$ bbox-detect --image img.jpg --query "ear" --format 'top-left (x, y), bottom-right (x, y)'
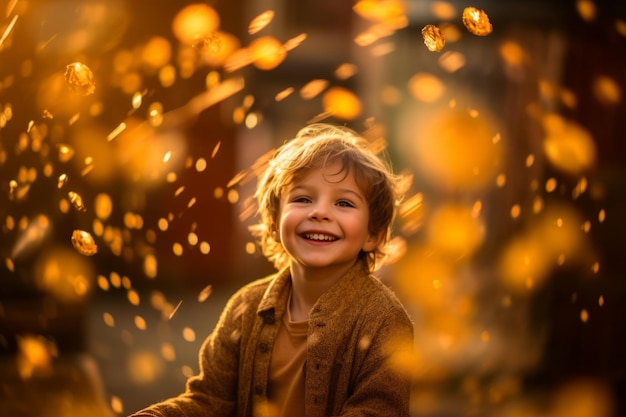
top-left (362, 229), bottom-right (385, 253)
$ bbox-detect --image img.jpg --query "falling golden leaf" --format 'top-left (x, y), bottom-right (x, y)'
top-left (64, 62), bottom-right (96, 96)
top-left (421, 24), bottom-right (445, 52)
top-left (71, 229), bottom-right (98, 256)
top-left (462, 7), bottom-right (493, 36)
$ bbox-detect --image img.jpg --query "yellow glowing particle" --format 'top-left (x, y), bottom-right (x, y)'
top-left (408, 72), bottom-right (445, 103)
top-left (57, 144), bottom-right (75, 162)
top-left (6, 257), bottom-right (14, 272)
top-left (598, 295), bottom-right (604, 307)
top-left (245, 241), bottom-right (256, 254)
top-left (335, 63), bottom-right (358, 80)
top-left (322, 87), bottom-right (362, 120)
top-left (68, 191), bottom-right (87, 212)
top-left (592, 75), bottom-right (622, 106)
top-left (462, 7), bottom-right (492, 36)
top-left (188, 232), bottom-right (198, 246)
top-left (227, 189), bottom-right (239, 204)
top-left (421, 24), bottom-right (445, 52)
top-left (249, 36), bottom-right (287, 70)
top-left (496, 174), bottom-right (506, 187)
top-left (127, 289), bottom-right (140, 306)
top-left (131, 92), bottom-right (143, 109)
top-left (64, 62), bottom-right (96, 96)
top-left (598, 209), bottom-right (606, 223)
top-left (158, 218), bottom-right (169, 231)
top-left (161, 343), bottom-right (176, 361)
top-left (71, 230), bottom-right (98, 256)
top-left (103, 312), bottom-right (115, 327)
top-left (283, 33), bottom-right (307, 52)
top-left (591, 262), bottom-right (600, 274)
top-left (438, 51), bottom-right (466, 73)
top-left (134, 315), bottom-right (147, 330)
top-left (110, 396), bottom-right (123, 414)
top-left (173, 242), bottom-right (183, 256)
top-left (57, 174), bottom-right (68, 189)
top-left (198, 285), bottom-right (213, 303)
top-left (576, 0), bottom-right (597, 22)
top-left (510, 204), bottom-right (521, 219)
top-left (545, 178), bottom-right (557, 193)
top-left (144, 254), bottom-right (157, 279)
top-left (580, 309), bottom-right (589, 323)
top-left (182, 327), bottom-right (196, 342)
top-left (195, 158), bottom-right (207, 172)
top-left (248, 10), bottom-right (275, 35)
top-left (200, 241), bottom-right (211, 254)
top-left (275, 87), bottom-right (294, 102)
top-left (300, 79), bottom-right (329, 100)
top-left (172, 4), bottom-right (220, 44)
top-left (97, 275), bottom-right (109, 291)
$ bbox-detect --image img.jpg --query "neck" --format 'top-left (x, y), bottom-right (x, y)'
top-left (288, 261), bottom-right (357, 321)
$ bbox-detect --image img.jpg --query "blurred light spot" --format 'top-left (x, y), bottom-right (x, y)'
top-left (125, 290), bottom-right (139, 307)
top-left (249, 36), bottom-right (286, 70)
top-left (576, 0), bottom-right (597, 22)
top-left (592, 75), bottom-right (622, 106)
top-left (438, 51), bottom-right (466, 73)
top-left (34, 247), bottom-right (95, 302)
top-left (248, 10), bottom-right (274, 35)
top-left (17, 335), bottom-right (57, 379)
top-left (183, 327), bottom-right (196, 342)
top-left (142, 36), bottom-right (171, 70)
top-left (427, 203), bottom-right (486, 257)
top-left (408, 72), bottom-right (445, 103)
top-left (103, 312), bottom-right (115, 327)
top-left (128, 351), bottom-right (164, 385)
top-left (431, 1), bottom-right (456, 20)
top-left (510, 204), bottom-right (521, 219)
top-left (144, 254), bottom-right (157, 279)
top-left (198, 285), bottom-right (213, 302)
top-left (322, 87), bottom-right (362, 120)
top-left (173, 242), bottom-right (183, 256)
top-left (200, 241), bottom-right (211, 254)
top-left (172, 4), bottom-right (220, 44)
top-left (300, 79), bottom-right (328, 100)
top-left (134, 315), bottom-right (147, 330)
top-left (335, 63), bottom-right (358, 80)
top-left (542, 114), bottom-right (597, 175)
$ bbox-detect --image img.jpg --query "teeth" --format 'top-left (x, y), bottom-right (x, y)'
top-left (305, 233), bottom-right (336, 241)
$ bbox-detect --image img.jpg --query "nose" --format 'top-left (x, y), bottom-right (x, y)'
top-left (308, 201), bottom-right (331, 221)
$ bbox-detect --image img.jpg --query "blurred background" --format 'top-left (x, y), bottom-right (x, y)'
top-left (0, 0), bottom-right (625, 416)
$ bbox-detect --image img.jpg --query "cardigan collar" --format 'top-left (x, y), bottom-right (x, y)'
top-left (256, 260), bottom-right (371, 323)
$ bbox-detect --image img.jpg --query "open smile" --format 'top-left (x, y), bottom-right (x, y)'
top-left (302, 233), bottom-right (338, 242)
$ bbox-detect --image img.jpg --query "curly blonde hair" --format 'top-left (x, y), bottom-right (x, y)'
top-left (251, 123), bottom-right (399, 272)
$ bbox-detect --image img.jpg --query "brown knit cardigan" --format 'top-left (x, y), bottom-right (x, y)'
top-left (130, 260), bottom-right (414, 417)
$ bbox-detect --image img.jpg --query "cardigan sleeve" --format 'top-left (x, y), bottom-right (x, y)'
top-left (128, 291), bottom-right (246, 417)
top-left (335, 307), bottom-right (414, 417)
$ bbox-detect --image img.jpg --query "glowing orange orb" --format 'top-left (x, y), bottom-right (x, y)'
top-left (249, 36), bottom-right (287, 70)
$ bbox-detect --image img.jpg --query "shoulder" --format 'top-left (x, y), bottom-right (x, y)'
top-left (361, 274), bottom-right (412, 322)
top-left (228, 273), bottom-right (276, 307)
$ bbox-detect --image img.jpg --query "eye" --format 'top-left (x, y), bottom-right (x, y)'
top-left (336, 200), bottom-right (355, 208)
top-left (292, 196), bottom-right (311, 203)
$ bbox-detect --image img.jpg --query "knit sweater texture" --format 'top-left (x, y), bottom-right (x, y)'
top-left (130, 260), bottom-right (414, 417)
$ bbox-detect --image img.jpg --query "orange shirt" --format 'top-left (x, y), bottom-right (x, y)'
top-left (268, 301), bottom-right (308, 417)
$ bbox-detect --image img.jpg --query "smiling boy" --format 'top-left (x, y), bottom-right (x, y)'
top-left (130, 123), bottom-right (414, 417)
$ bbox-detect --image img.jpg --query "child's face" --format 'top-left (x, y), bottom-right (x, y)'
top-left (277, 160), bottom-right (381, 273)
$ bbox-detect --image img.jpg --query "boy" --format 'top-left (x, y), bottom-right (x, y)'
top-left (130, 123), bottom-right (414, 417)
